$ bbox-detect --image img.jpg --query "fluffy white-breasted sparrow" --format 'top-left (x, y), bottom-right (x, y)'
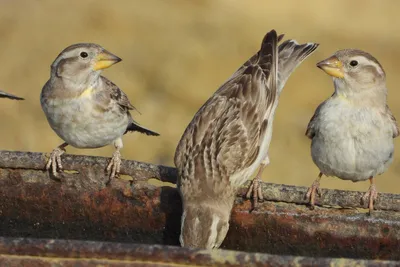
top-left (306, 49), bottom-right (398, 213)
top-left (41, 43), bottom-right (159, 180)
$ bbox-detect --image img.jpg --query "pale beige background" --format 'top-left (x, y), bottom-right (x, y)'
top-left (0, 0), bottom-right (399, 193)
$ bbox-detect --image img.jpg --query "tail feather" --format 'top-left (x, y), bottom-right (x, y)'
top-left (224, 30), bottom-right (317, 91)
top-left (277, 39), bottom-right (319, 92)
top-left (0, 90), bottom-right (24, 100)
top-left (277, 34), bottom-right (285, 43)
top-left (125, 119), bottom-right (159, 136)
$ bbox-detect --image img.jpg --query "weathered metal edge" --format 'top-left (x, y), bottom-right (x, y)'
top-left (0, 237), bottom-right (397, 267)
top-left (1, 150), bottom-right (400, 261)
top-left (0, 150), bottom-right (399, 211)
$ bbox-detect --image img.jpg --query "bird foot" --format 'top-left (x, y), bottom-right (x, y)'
top-left (107, 150), bottom-right (121, 182)
top-left (46, 147), bottom-right (66, 176)
top-left (362, 184), bottom-right (378, 214)
top-left (306, 180), bottom-right (321, 209)
top-left (245, 177), bottom-right (264, 211)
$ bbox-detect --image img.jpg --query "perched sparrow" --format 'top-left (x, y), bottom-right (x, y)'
top-left (41, 43), bottom-right (159, 180)
top-left (175, 29), bottom-right (318, 249)
top-left (306, 49), bottom-right (398, 213)
top-left (0, 90), bottom-right (23, 100)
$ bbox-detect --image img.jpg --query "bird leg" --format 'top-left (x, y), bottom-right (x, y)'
top-left (46, 142), bottom-right (68, 176)
top-left (306, 172), bottom-right (323, 209)
top-left (106, 138), bottom-right (123, 181)
top-left (362, 177), bottom-right (378, 214)
top-left (245, 157), bottom-right (269, 210)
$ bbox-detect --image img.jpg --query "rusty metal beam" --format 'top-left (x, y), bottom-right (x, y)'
top-left (0, 237), bottom-right (398, 267)
top-left (0, 150), bottom-right (399, 262)
top-left (0, 150), bottom-right (177, 184)
top-left (0, 150), bottom-right (398, 211)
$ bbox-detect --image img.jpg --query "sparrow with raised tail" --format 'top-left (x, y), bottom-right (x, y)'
top-left (41, 43), bottom-right (159, 180)
top-left (175, 30), bottom-right (318, 249)
top-left (0, 90), bottom-right (23, 100)
top-left (306, 49), bottom-right (398, 213)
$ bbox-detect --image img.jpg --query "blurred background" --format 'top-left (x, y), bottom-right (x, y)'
top-left (0, 0), bottom-right (399, 193)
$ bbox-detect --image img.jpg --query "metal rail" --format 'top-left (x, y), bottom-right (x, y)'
top-left (0, 237), bottom-right (397, 267)
top-left (0, 150), bottom-right (399, 263)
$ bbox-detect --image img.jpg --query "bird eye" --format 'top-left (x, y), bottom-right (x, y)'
top-left (80, 52), bottom-right (88, 58)
top-left (349, 60), bottom-right (358, 67)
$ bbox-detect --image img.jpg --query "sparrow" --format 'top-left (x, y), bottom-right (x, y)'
top-left (0, 90), bottom-right (24, 100)
top-left (305, 49), bottom-right (398, 213)
top-left (41, 43), bottom-right (159, 180)
top-left (175, 29), bottom-right (318, 249)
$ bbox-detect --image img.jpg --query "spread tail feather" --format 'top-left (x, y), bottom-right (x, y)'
top-left (220, 30), bottom-right (318, 93)
top-left (277, 39), bottom-right (319, 92)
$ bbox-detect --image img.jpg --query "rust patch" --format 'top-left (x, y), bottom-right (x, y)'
top-left (0, 150), bottom-right (399, 261)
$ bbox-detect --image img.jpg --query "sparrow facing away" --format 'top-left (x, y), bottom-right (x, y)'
top-left (306, 49), bottom-right (398, 213)
top-left (175, 30), bottom-right (318, 249)
top-left (0, 90), bottom-right (24, 100)
top-left (41, 43), bottom-right (159, 180)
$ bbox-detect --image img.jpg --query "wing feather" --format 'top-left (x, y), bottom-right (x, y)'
top-left (305, 101), bottom-right (326, 139)
top-left (385, 105), bottom-right (399, 138)
top-left (175, 30), bottom-right (279, 199)
top-left (100, 76), bottom-right (138, 112)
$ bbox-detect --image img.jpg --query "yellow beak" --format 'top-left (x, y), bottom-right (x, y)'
top-left (316, 56), bottom-right (344, 78)
top-left (93, 50), bottom-right (122, 71)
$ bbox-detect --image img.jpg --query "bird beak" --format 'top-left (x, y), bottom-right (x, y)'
top-left (316, 56), bottom-right (344, 78)
top-left (93, 50), bottom-right (122, 71)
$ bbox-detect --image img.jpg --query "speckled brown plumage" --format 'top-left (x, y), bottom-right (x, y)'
top-left (175, 30), bottom-right (319, 249)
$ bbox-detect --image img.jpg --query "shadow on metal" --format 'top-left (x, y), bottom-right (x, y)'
top-left (0, 150), bottom-right (399, 265)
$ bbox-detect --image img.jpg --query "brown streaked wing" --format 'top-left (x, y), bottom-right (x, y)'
top-left (175, 30), bottom-right (278, 193)
top-left (306, 92), bottom-right (335, 140)
top-left (215, 70), bottom-right (269, 177)
top-left (101, 76), bottom-right (138, 111)
top-left (305, 110), bottom-right (317, 139)
top-left (175, 72), bottom-right (269, 200)
top-left (385, 105), bottom-right (399, 138)
top-left (305, 100), bottom-right (327, 139)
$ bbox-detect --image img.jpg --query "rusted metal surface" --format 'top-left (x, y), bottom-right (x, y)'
top-left (1, 150), bottom-right (398, 211)
top-left (0, 150), bottom-right (177, 184)
top-left (0, 237), bottom-right (398, 267)
top-left (0, 150), bottom-right (399, 262)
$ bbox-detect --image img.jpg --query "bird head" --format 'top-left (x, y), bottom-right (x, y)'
top-left (317, 49), bottom-right (386, 94)
top-left (179, 203), bottom-right (231, 249)
top-left (51, 43), bottom-right (122, 85)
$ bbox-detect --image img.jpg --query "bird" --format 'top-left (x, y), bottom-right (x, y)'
top-left (305, 49), bottom-right (398, 213)
top-left (174, 29), bottom-right (319, 249)
top-left (0, 90), bottom-right (24, 100)
top-left (41, 43), bottom-right (159, 180)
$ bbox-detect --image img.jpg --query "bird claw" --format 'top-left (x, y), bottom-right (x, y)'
top-left (306, 180), bottom-right (321, 208)
top-left (107, 151), bottom-right (121, 182)
top-left (46, 147), bottom-right (66, 177)
top-left (362, 184), bottom-right (378, 213)
top-left (245, 177), bottom-right (264, 211)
